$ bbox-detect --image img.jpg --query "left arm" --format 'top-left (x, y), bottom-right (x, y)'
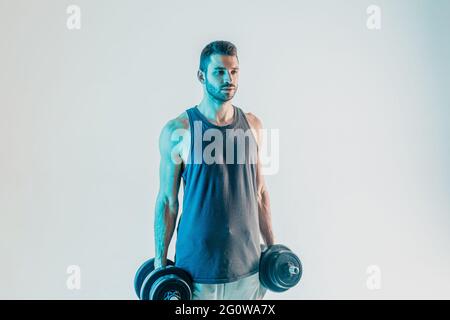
top-left (248, 113), bottom-right (275, 246)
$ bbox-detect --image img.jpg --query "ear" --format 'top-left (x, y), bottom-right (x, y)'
top-left (197, 70), bottom-right (205, 84)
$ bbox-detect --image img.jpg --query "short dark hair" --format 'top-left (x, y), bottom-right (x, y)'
top-left (199, 40), bottom-right (238, 72)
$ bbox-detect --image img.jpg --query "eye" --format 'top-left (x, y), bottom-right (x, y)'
top-left (217, 70), bottom-right (225, 75)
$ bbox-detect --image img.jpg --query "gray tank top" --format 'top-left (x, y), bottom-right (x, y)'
top-left (174, 105), bottom-right (262, 283)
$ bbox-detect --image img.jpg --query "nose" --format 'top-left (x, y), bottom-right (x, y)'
top-left (223, 70), bottom-right (232, 82)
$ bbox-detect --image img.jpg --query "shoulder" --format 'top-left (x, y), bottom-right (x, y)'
top-left (163, 111), bottom-right (189, 132)
top-left (160, 111), bottom-right (189, 136)
top-left (243, 110), bottom-right (265, 146)
top-left (244, 111), bottom-right (263, 130)
top-left (159, 111), bottom-right (190, 150)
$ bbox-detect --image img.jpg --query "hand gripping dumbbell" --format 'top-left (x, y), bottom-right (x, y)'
top-left (259, 244), bottom-right (303, 292)
top-left (134, 258), bottom-right (193, 300)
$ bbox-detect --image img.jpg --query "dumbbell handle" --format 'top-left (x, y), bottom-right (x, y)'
top-left (288, 263), bottom-right (300, 275)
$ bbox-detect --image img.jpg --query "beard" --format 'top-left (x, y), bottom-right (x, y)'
top-left (205, 79), bottom-right (237, 102)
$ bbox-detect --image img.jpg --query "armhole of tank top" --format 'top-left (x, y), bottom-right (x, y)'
top-left (185, 108), bottom-right (195, 167)
top-left (239, 108), bottom-right (260, 154)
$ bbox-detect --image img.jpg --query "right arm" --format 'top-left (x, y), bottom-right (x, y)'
top-left (154, 120), bottom-right (184, 269)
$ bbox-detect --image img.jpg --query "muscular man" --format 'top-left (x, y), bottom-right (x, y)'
top-left (154, 40), bottom-right (275, 300)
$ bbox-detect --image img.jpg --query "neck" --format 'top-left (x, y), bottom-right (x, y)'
top-left (197, 95), bottom-right (234, 125)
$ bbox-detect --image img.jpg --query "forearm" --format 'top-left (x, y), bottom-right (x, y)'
top-left (154, 196), bottom-right (179, 268)
top-left (258, 189), bottom-right (275, 246)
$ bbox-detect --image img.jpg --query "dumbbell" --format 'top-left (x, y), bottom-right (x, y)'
top-left (134, 258), bottom-right (193, 300)
top-left (259, 244), bottom-right (302, 292)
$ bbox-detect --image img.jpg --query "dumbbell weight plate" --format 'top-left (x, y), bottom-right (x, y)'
top-left (271, 248), bottom-right (302, 290)
top-left (134, 258), bottom-right (174, 299)
top-left (259, 245), bottom-right (277, 291)
top-left (259, 244), bottom-right (302, 292)
top-left (150, 273), bottom-right (193, 300)
top-left (140, 265), bottom-right (193, 300)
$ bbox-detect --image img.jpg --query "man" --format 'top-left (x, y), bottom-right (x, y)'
top-left (153, 40), bottom-right (275, 300)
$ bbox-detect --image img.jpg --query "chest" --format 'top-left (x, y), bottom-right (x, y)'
top-left (179, 125), bottom-right (258, 166)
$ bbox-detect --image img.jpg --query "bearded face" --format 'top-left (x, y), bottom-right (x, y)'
top-left (202, 54), bottom-right (239, 102)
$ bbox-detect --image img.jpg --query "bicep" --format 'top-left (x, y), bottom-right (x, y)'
top-left (158, 155), bottom-right (182, 202)
top-left (157, 123), bottom-right (183, 203)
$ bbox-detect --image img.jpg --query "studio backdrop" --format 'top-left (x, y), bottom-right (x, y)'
top-left (1, 0), bottom-right (449, 299)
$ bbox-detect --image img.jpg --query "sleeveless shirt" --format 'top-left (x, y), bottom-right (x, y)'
top-left (174, 105), bottom-right (261, 283)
